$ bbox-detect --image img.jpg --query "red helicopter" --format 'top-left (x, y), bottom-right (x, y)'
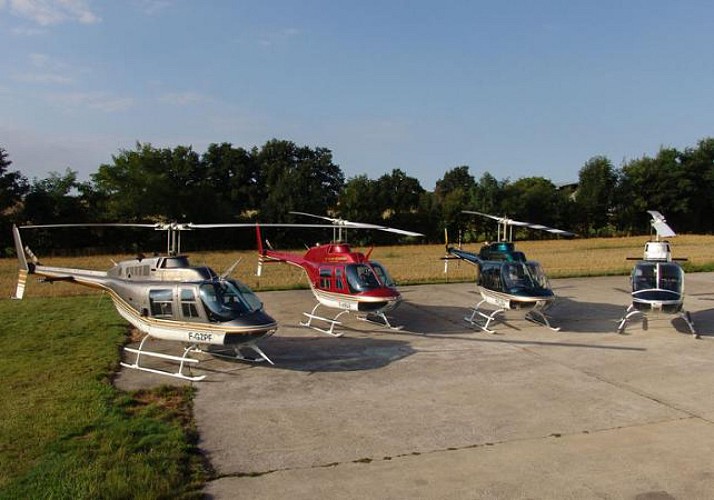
top-left (256, 212), bottom-right (424, 336)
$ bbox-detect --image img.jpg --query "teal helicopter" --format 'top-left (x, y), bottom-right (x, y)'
top-left (444, 211), bottom-right (574, 333)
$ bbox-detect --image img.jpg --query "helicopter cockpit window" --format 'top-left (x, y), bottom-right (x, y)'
top-left (199, 279), bottom-right (262, 322)
top-left (370, 262), bottom-right (396, 288)
top-left (345, 264), bottom-right (381, 292)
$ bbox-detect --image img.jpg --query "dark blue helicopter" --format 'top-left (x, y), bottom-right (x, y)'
top-left (445, 211), bottom-right (574, 333)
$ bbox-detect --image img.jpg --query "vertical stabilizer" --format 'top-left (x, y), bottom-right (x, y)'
top-left (256, 224), bottom-right (264, 277)
top-left (12, 225), bottom-right (29, 299)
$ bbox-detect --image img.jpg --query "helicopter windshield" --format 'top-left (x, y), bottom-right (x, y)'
top-left (526, 261), bottom-right (550, 289)
top-left (199, 279), bottom-right (262, 321)
top-left (632, 262), bottom-right (683, 293)
top-left (370, 261), bottom-right (396, 288)
top-left (345, 264), bottom-right (381, 292)
top-left (501, 262), bottom-right (543, 292)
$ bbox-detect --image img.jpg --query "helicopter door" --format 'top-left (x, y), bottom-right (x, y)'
top-left (478, 262), bottom-right (504, 292)
top-left (334, 267), bottom-right (347, 292)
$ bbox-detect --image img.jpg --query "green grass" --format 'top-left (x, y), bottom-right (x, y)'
top-left (0, 296), bottom-right (209, 499)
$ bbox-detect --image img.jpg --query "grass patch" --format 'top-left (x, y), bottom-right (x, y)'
top-left (0, 296), bottom-right (209, 499)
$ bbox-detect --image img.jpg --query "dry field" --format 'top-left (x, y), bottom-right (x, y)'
top-left (2, 235), bottom-right (714, 299)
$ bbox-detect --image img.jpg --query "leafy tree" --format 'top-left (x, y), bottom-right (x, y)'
top-left (372, 169), bottom-right (425, 243)
top-left (0, 147), bottom-right (29, 253)
top-left (575, 156), bottom-right (617, 235)
top-left (20, 169), bottom-right (97, 250)
top-left (375, 168), bottom-right (424, 216)
top-left (434, 166), bottom-right (476, 235)
top-left (91, 143), bottom-right (206, 222)
top-left (678, 138), bottom-right (714, 233)
top-left (500, 177), bottom-right (561, 239)
top-left (615, 147), bottom-right (697, 234)
top-left (199, 142), bottom-right (259, 220)
top-left (0, 148), bottom-right (28, 214)
top-left (339, 175), bottom-right (382, 222)
top-left (256, 139), bottom-right (344, 222)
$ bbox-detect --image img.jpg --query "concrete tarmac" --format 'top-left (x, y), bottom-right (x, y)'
top-left (116, 273), bottom-right (714, 499)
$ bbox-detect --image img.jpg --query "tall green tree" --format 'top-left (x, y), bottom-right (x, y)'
top-left (0, 147), bottom-right (29, 253)
top-left (615, 147), bottom-right (697, 234)
top-left (677, 138), bottom-right (714, 233)
top-left (91, 143), bottom-right (205, 222)
top-left (434, 166), bottom-right (476, 235)
top-left (256, 139), bottom-right (344, 222)
top-left (575, 156), bottom-right (617, 235)
top-left (372, 169), bottom-right (425, 243)
top-left (199, 142), bottom-right (259, 220)
top-left (339, 175), bottom-right (381, 222)
top-left (500, 177), bottom-right (562, 239)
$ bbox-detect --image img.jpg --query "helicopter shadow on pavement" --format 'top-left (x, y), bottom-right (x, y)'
top-left (394, 293), bottom-right (628, 336)
top-left (382, 301), bottom-right (647, 352)
top-left (389, 301), bottom-right (481, 336)
top-left (207, 332), bottom-right (417, 374)
top-left (547, 296), bottom-right (632, 334)
top-left (689, 308), bottom-right (714, 338)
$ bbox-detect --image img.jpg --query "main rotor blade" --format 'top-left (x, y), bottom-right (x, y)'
top-left (288, 211), bottom-right (335, 223)
top-left (189, 223), bottom-right (337, 229)
top-left (339, 221), bottom-right (424, 237)
top-left (461, 211), bottom-right (575, 237)
top-left (20, 222), bottom-right (161, 229)
top-left (461, 210), bottom-right (504, 222)
top-left (290, 211), bottom-right (423, 237)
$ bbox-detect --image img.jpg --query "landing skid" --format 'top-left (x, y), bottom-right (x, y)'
top-left (464, 300), bottom-right (560, 334)
top-left (300, 303), bottom-right (347, 337)
top-left (299, 303), bottom-right (403, 336)
top-left (121, 335), bottom-right (206, 382)
top-left (617, 305), bottom-right (698, 338)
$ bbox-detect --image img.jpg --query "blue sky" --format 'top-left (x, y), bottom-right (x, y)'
top-left (1, 0), bottom-right (713, 190)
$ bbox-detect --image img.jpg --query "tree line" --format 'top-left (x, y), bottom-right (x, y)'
top-left (1, 137), bottom-right (713, 254)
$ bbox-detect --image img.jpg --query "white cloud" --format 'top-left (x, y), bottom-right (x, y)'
top-left (4, 0), bottom-right (100, 26)
top-left (11, 25), bottom-right (47, 35)
top-left (11, 53), bottom-right (76, 85)
top-left (158, 91), bottom-right (212, 106)
top-left (137, 0), bottom-right (171, 15)
top-left (13, 72), bottom-right (73, 84)
top-left (50, 91), bottom-right (136, 112)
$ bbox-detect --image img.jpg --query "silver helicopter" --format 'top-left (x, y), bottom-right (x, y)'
top-left (12, 223), bottom-right (278, 381)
